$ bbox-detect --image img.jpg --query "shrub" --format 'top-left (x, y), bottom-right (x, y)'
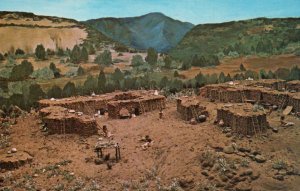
top-left (35, 44), bottom-right (46, 60)
top-left (94, 50), bottom-right (112, 66)
top-left (15, 48), bottom-right (25, 55)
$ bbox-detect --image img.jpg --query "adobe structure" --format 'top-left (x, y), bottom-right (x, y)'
top-left (39, 90), bottom-right (166, 119)
top-left (40, 106), bottom-right (98, 136)
top-left (176, 96), bottom-right (208, 121)
top-left (199, 80), bottom-right (300, 113)
top-left (216, 103), bottom-right (268, 135)
top-left (0, 151), bottom-right (33, 170)
top-left (286, 80), bottom-right (300, 92)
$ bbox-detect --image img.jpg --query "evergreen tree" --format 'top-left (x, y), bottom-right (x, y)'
top-left (56, 48), bottom-right (65, 57)
top-left (145, 47), bottom-right (158, 65)
top-left (62, 82), bottom-right (76, 97)
top-left (70, 45), bottom-right (81, 64)
top-left (240, 63), bottom-right (246, 71)
top-left (218, 72), bottom-right (226, 83)
top-left (15, 48), bottom-right (25, 55)
top-left (77, 66), bottom-right (85, 76)
top-left (10, 60), bottom-right (33, 81)
top-left (29, 84), bottom-right (45, 107)
top-left (259, 69), bottom-right (268, 79)
top-left (112, 68), bottom-right (124, 82)
top-left (164, 55), bottom-right (172, 69)
top-left (289, 66), bottom-right (300, 80)
top-left (131, 55), bottom-right (144, 67)
top-left (95, 50), bottom-right (112, 66)
top-left (174, 70), bottom-right (179, 77)
top-left (83, 75), bottom-right (97, 94)
top-left (225, 74), bottom-right (232, 82)
top-left (97, 70), bottom-right (106, 93)
top-left (0, 53), bottom-right (5, 61)
top-left (35, 44), bottom-right (46, 60)
top-left (194, 72), bottom-right (206, 87)
top-left (159, 76), bottom-right (169, 89)
top-left (49, 62), bottom-right (60, 78)
top-left (47, 85), bottom-right (62, 98)
top-left (80, 47), bottom-right (89, 62)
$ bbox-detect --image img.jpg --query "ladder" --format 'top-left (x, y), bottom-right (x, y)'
top-left (278, 94), bottom-right (287, 111)
top-left (251, 117), bottom-right (259, 136)
top-left (241, 88), bottom-right (260, 137)
top-left (139, 101), bottom-right (145, 114)
top-left (191, 106), bottom-right (199, 120)
top-left (240, 90), bottom-right (247, 103)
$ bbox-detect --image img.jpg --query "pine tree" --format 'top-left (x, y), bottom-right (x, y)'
top-left (97, 70), bottom-right (106, 93)
top-left (35, 44), bottom-right (46, 60)
top-left (145, 47), bottom-right (158, 65)
top-left (80, 47), bottom-right (89, 62)
top-left (70, 45), bottom-right (81, 64)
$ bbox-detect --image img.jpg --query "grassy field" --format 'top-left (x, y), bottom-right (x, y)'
top-left (180, 54), bottom-right (300, 78)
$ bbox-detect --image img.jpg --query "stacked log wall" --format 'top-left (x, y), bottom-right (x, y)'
top-left (217, 108), bottom-right (268, 135)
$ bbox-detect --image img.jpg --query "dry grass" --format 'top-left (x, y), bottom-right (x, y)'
top-left (180, 54), bottom-right (300, 79)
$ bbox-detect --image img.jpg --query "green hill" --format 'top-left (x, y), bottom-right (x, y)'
top-left (170, 17), bottom-right (300, 63)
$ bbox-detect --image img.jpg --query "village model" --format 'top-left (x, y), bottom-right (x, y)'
top-left (0, 1), bottom-right (300, 191)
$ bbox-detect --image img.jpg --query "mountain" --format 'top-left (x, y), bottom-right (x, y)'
top-left (170, 17), bottom-right (300, 62)
top-left (0, 11), bottom-right (112, 54)
top-left (86, 12), bottom-right (194, 52)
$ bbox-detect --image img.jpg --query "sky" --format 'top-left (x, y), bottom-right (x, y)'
top-left (0, 0), bottom-right (300, 24)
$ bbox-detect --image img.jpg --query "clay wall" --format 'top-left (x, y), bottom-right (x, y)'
top-left (217, 106), bottom-right (268, 135)
top-left (108, 97), bottom-right (166, 118)
top-left (176, 98), bottom-right (208, 121)
top-left (40, 106), bottom-right (98, 136)
top-left (286, 80), bottom-right (300, 92)
top-left (200, 83), bottom-right (300, 112)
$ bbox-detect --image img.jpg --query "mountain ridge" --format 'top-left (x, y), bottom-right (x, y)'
top-left (86, 12), bottom-right (194, 52)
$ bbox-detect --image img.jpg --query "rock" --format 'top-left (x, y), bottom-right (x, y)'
top-left (224, 145), bottom-right (235, 154)
top-left (273, 175), bottom-right (284, 181)
top-left (33, 174), bottom-right (39, 177)
top-left (236, 152), bottom-right (246, 157)
top-left (201, 170), bottom-right (209, 176)
top-left (250, 171), bottom-right (260, 180)
top-left (226, 133), bottom-right (232, 137)
top-left (219, 119), bottom-right (225, 127)
top-left (11, 148), bottom-right (17, 153)
top-left (272, 128), bottom-right (278, 133)
top-left (190, 118), bottom-right (197, 125)
top-left (7, 151), bottom-right (11, 154)
top-left (278, 169), bottom-right (287, 176)
top-left (252, 150), bottom-right (261, 155)
top-left (94, 158), bottom-right (103, 165)
top-left (198, 115), bottom-right (207, 123)
top-left (70, 172), bottom-right (75, 176)
top-left (235, 183), bottom-right (252, 191)
top-left (219, 174), bottom-right (228, 182)
top-left (238, 147), bottom-right (251, 153)
top-left (240, 169), bottom-right (253, 177)
top-left (255, 155), bottom-right (266, 163)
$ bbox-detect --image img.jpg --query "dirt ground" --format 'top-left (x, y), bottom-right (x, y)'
top-left (1, 98), bottom-right (300, 191)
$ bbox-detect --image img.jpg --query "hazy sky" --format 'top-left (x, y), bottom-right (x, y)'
top-left (1, 0), bottom-right (300, 24)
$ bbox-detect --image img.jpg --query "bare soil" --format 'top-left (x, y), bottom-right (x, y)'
top-left (1, 98), bottom-right (300, 190)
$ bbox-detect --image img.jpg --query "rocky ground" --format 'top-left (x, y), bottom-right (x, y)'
top-left (0, 98), bottom-right (300, 191)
